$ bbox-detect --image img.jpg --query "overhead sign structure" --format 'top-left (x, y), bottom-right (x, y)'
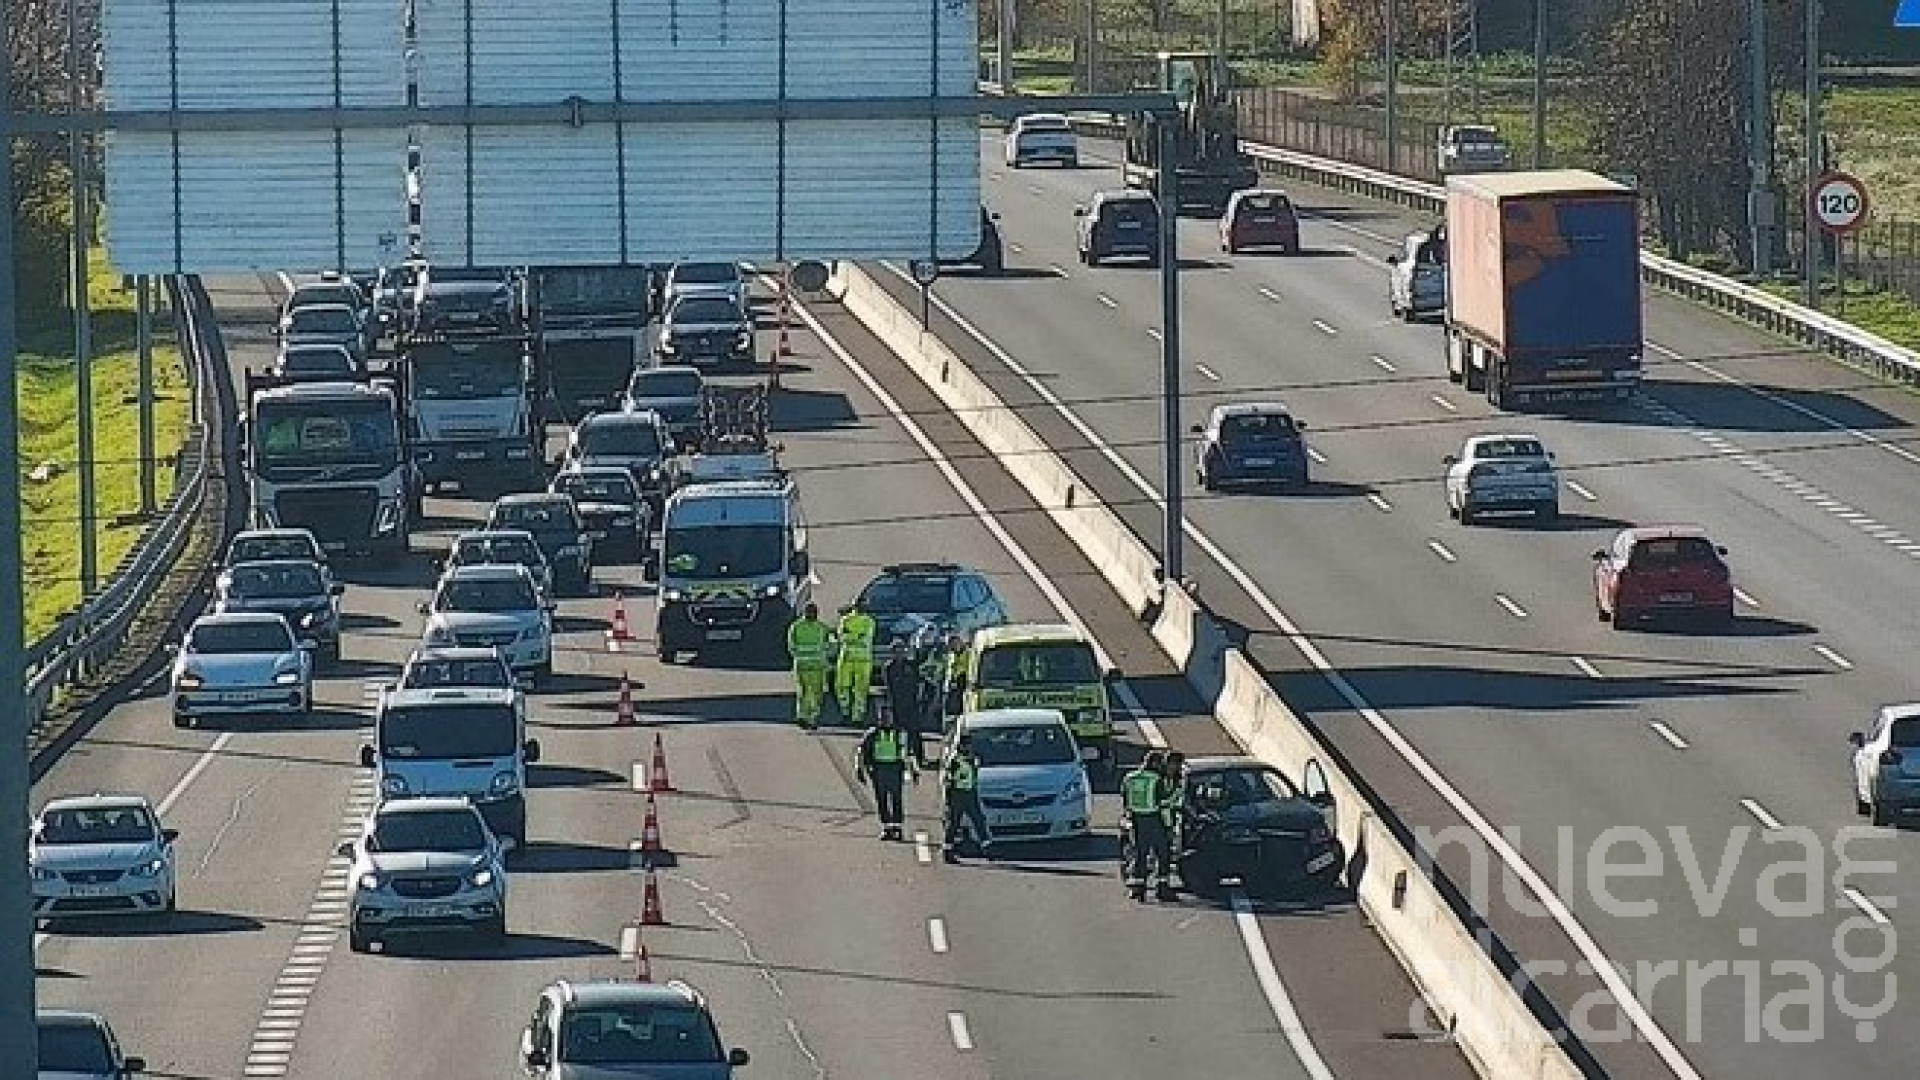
top-left (1811, 171), bottom-right (1870, 234)
top-left (102, 0), bottom-right (408, 273)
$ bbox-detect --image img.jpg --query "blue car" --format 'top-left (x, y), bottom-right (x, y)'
top-left (1193, 402), bottom-right (1311, 492)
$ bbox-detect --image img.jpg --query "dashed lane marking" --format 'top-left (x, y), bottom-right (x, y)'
top-left (1096, 293), bottom-right (1119, 309)
top-left (1648, 721), bottom-right (1689, 750)
top-left (1570, 656), bottom-right (1604, 680)
top-left (1565, 479), bottom-right (1598, 502)
top-left (1305, 447), bottom-right (1328, 465)
top-left (1146, 327), bottom-right (1163, 341)
top-left (1311, 319), bottom-right (1337, 336)
top-left (1426, 539), bottom-right (1457, 563)
top-left (928, 917), bottom-right (949, 954)
top-left (914, 831), bottom-right (934, 865)
top-left (1258, 286), bottom-right (1282, 303)
top-left (1494, 594), bottom-right (1529, 618)
top-left (1195, 364), bottom-right (1222, 382)
top-left (1369, 354), bottom-right (1397, 373)
top-left (1366, 493), bottom-right (1393, 513)
top-left (947, 1012), bottom-right (975, 1052)
top-left (1813, 645), bottom-right (1854, 671)
top-left (1739, 798), bottom-right (1785, 831)
top-left (1844, 887), bottom-right (1893, 926)
top-left (1428, 394), bottom-right (1457, 413)
top-left (1733, 587), bottom-right (1760, 608)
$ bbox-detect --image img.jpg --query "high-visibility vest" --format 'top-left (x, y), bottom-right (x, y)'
top-left (946, 755), bottom-right (977, 792)
top-left (871, 729), bottom-right (903, 763)
top-left (838, 612), bottom-right (876, 660)
top-left (788, 618), bottom-right (828, 664)
top-left (1122, 768), bottom-right (1162, 814)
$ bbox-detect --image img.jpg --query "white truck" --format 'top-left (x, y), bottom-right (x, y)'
top-left (240, 375), bottom-right (418, 557)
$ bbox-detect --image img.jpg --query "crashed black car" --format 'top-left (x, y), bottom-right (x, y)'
top-left (212, 558), bottom-right (345, 664)
top-left (551, 465), bottom-right (650, 563)
top-left (1121, 756), bottom-right (1342, 899)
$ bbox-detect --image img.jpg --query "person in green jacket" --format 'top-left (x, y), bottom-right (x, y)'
top-left (941, 734), bottom-right (992, 863)
top-left (835, 601), bottom-right (878, 722)
top-left (1122, 751), bottom-right (1176, 901)
top-left (786, 603), bottom-right (829, 728)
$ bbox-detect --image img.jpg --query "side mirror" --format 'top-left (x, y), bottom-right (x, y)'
top-left (1072, 205), bottom-right (1086, 217)
top-left (1590, 550), bottom-right (1607, 561)
top-left (543, 598), bottom-right (557, 611)
top-left (728, 1048), bottom-right (752, 1067)
top-left (123, 1057), bottom-right (147, 1074)
top-left (790, 551), bottom-right (810, 577)
top-left (329, 582), bottom-right (346, 597)
top-left (162, 829), bottom-right (180, 845)
top-left (1442, 454), bottom-right (1458, 465)
top-left (1293, 419), bottom-right (1308, 430)
top-left (1848, 732), bottom-right (1866, 749)
top-left (1307, 789), bottom-right (1335, 809)
top-left (524, 739), bottom-right (542, 764)
top-left (990, 212), bottom-right (1001, 221)
top-left (524, 1046), bottom-right (550, 1070)
top-left (359, 744), bottom-right (376, 768)
top-left (1104, 667), bottom-right (1122, 682)
top-left (415, 600), bottom-right (431, 615)
top-left (1386, 254), bottom-right (1401, 264)
top-left (1716, 546), bottom-right (1729, 556)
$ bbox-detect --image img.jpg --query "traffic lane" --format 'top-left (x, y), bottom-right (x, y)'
top-left (809, 291), bottom-right (1478, 1078)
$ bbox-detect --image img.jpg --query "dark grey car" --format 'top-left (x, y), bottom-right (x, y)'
top-left (657, 296), bottom-right (754, 366)
top-left (37, 1009), bottom-right (144, 1079)
top-left (623, 365), bottom-right (706, 449)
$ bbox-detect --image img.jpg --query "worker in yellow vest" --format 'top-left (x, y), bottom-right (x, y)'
top-left (786, 603), bottom-right (829, 729)
top-left (854, 709), bottom-right (918, 840)
top-left (835, 601), bottom-right (878, 723)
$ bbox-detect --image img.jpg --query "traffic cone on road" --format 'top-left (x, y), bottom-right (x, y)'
top-left (648, 733), bottom-right (675, 792)
top-left (640, 867), bottom-right (667, 926)
top-left (634, 940), bottom-right (653, 982)
top-left (616, 672), bottom-right (636, 726)
top-left (640, 792), bottom-right (665, 857)
top-left (609, 591), bottom-right (633, 642)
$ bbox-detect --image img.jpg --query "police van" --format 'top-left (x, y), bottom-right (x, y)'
top-left (358, 686), bottom-right (540, 854)
top-left (651, 477), bottom-right (811, 663)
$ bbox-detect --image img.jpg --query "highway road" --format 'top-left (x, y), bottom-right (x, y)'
top-left (30, 272), bottom-right (1472, 1078)
top-left (843, 134), bottom-right (1920, 1079)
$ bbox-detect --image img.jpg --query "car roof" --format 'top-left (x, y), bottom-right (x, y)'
top-left (1235, 187), bottom-right (1292, 201)
top-left (443, 563), bottom-right (534, 581)
top-left (1880, 703), bottom-right (1920, 724)
top-left (1183, 755), bottom-right (1273, 774)
top-left (634, 364), bottom-right (702, 379)
top-left (40, 792), bottom-right (155, 814)
top-left (553, 979), bottom-right (708, 1010)
top-left (959, 707), bottom-right (1071, 730)
top-left (192, 611), bottom-right (293, 628)
top-left (1211, 401), bottom-right (1293, 420)
top-left (494, 492), bottom-right (572, 506)
top-left (373, 795), bottom-right (478, 816)
top-left (1465, 432), bottom-right (1544, 445)
top-left (36, 1009), bottom-right (111, 1028)
top-left (384, 686), bottom-right (518, 707)
top-left (1620, 525), bottom-right (1712, 544)
top-left (280, 342), bottom-right (354, 355)
top-left (456, 528), bottom-right (538, 543)
top-left (408, 646), bottom-right (507, 663)
top-left (1020, 111), bottom-right (1071, 124)
top-left (223, 558), bottom-right (324, 573)
top-left (972, 622), bottom-right (1083, 648)
top-left (557, 465), bottom-right (636, 482)
top-left (580, 409), bottom-right (661, 427)
top-left (877, 562), bottom-right (966, 577)
top-left (287, 302), bottom-right (357, 315)
top-left (234, 528), bottom-right (320, 544)
top-left (1096, 189), bottom-right (1156, 203)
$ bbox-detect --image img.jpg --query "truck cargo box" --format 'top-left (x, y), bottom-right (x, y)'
top-left (1445, 170), bottom-right (1642, 360)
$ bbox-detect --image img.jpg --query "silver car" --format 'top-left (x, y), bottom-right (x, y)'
top-left (30, 793), bottom-right (179, 919)
top-left (1851, 704), bottom-right (1920, 826)
top-left (37, 1010), bottom-right (145, 1079)
top-left (441, 529), bottom-right (554, 602)
top-left (520, 980), bottom-right (751, 1079)
top-left (277, 301), bottom-right (369, 363)
top-left (663, 261), bottom-right (748, 314)
top-left (1443, 433), bottom-right (1559, 524)
top-left (945, 709), bottom-right (1093, 843)
top-left (171, 611), bottom-right (316, 726)
top-left (418, 564), bottom-right (554, 681)
top-left (344, 796), bottom-right (508, 952)
top-left (1387, 230), bottom-right (1446, 321)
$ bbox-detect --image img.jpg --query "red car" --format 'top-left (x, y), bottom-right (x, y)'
top-left (1592, 526), bottom-right (1735, 629)
top-left (1219, 189), bottom-right (1301, 254)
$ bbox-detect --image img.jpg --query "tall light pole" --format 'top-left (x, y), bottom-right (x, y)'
top-left (998, 0), bottom-right (1016, 93)
top-left (69, 0), bottom-right (97, 593)
top-left (1530, 0), bottom-right (1546, 167)
top-left (1383, 0), bottom-right (1398, 174)
top-left (1746, 0), bottom-right (1773, 276)
top-left (1802, 0), bottom-right (1821, 308)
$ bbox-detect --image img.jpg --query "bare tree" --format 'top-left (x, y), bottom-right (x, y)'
top-left (10, 0), bottom-right (83, 323)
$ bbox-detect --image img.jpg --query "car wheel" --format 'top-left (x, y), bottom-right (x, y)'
top-left (324, 639), bottom-right (343, 666)
top-left (481, 913), bottom-right (508, 943)
top-left (1872, 802), bottom-right (1894, 828)
top-left (163, 885), bottom-right (177, 913)
top-left (172, 710), bottom-right (192, 729)
top-left (1609, 607), bottom-right (1631, 630)
top-left (1458, 503), bottom-right (1476, 526)
top-left (348, 924), bottom-right (375, 953)
top-left (1117, 833), bottom-right (1134, 884)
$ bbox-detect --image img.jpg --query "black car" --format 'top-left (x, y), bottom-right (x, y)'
top-left (1192, 402), bottom-right (1310, 492)
top-left (1075, 190), bottom-right (1161, 266)
top-left (551, 466), bottom-right (650, 562)
top-left (211, 558), bottom-right (345, 663)
top-left (486, 493), bottom-right (594, 596)
top-left (564, 409), bottom-right (672, 505)
top-left (939, 206), bottom-right (1004, 275)
top-left (622, 364), bottom-right (706, 449)
top-left (658, 295), bottom-right (755, 366)
top-left (852, 562), bottom-right (1009, 659)
top-left (1121, 756), bottom-right (1341, 899)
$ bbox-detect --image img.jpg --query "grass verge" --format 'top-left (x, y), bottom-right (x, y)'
top-left (18, 250), bottom-right (192, 643)
top-left (1754, 278), bottom-right (1920, 353)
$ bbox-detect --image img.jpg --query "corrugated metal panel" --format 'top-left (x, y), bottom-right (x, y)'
top-left (620, 125), bottom-right (780, 262)
top-left (421, 126), bottom-right (623, 266)
top-left (416, 0), bottom-right (614, 105)
top-left (782, 0), bottom-right (975, 99)
top-left (104, 0), bottom-right (401, 109)
top-left (613, 0), bottom-right (780, 101)
top-left (782, 120), bottom-right (979, 257)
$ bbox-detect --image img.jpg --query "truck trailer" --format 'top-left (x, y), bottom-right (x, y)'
top-left (532, 265), bottom-right (652, 422)
top-left (1443, 170), bottom-right (1643, 409)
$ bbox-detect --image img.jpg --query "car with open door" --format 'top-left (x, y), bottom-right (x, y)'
top-left (1121, 755), bottom-right (1342, 899)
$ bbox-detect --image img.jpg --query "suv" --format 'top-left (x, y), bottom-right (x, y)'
top-left (1851, 704), bottom-right (1920, 827)
top-left (1192, 402), bottom-right (1310, 492)
top-left (397, 645), bottom-right (517, 693)
top-left (663, 262), bottom-right (749, 314)
top-left (1387, 229), bottom-right (1447, 321)
top-left (441, 529), bottom-right (555, 603)
top-left (1004, 112), bottom-right (1079, 168)
top-left (853, 562), bottom-right (1008, 656)
top-left (520, 980), bottom-right (751, 1078)
top-left (343, 796), bottom-right (509, 952)
top-left (417, 564), bottom-right (555, 681)
top-left (1075, 190), bottom-right (1161, 267)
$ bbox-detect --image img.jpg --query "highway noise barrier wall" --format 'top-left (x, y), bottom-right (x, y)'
top-left (830, 262), bottom-right (1582, 1080)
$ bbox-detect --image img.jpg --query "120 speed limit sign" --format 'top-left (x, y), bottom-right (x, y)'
top-left (1812, 172), bottom-right (1869, 234)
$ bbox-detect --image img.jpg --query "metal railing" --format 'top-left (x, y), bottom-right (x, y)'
top-left (979, 85), bottom-right (1920, 387)
top-left (22, 275), bottom-right (218, 731)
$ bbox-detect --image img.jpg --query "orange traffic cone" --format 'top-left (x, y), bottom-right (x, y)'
top-left (616, 672), bottom-right (636, 726)
top-left (640, 792), bottom-right (665, 856)
top-left (640, 867), bottom-right (666, 926)
top-left (609, 591), bottom-right (632, 642)
top-left (648, 733), bottom-right (675, 792)
top-left (634, 941), bottom-right (653, 982)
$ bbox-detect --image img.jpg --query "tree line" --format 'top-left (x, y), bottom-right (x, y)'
top-left (8, 0), bottom-right (87, 329)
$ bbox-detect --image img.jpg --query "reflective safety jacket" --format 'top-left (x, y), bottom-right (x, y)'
top-left (788, 617), bottom-right (829, 666)
top-left (1122, 766), bottom-right (1167, 816)
top-left (945, 754), bottom-right (978, 793)
top-left (837, 611), bottom-right (877, 661)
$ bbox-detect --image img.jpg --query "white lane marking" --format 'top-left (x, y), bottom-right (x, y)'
top-left (1565, 479), bottom-right (1598, 502)
top-left (1369, 354), bottom-right (1397, 373)
top-left (1097, 293), bottom-right (1119, 310)
top-left (928, 917), bottom-right (950, 954)
top-left (1311, 319), bottom-right (1337, 336)
top-left (1813, 645), bottom-right (1854, 671)
top-left (1648, 721), bottom-right (1689, 750)
top-left (1008, 242), bottom-right (1025, 255)
top-left (1146, 326), bottom-right (1163, 341)
top-left (1426, 539), bottom-right (1457, 563)
top-left (855, 270), bottom-right (1706, 1080)
top-left (1231, 893), bottom-right (1338, 1080)
top-left (1258, 285), bottom-right (1282, 303)
top-left (1047, 263), bottom-right (1069, 278)
top-left (1733, 586), bottom-right (1760, 608)
top-left (1494, 594), bottom-right (1529, 618)
top-left (1570, 656), bottom-right (1604, 680)
top-left (947, 1012), bottom-right (975, 1051)
top-left (1195, 364), bottom-right (1222, 382)
top-left (1428, 394), bottom-right (1457, 413)
top-left (1843, 886), bottom-right (1893, 926)
top-left (1027, 185), bottom-right (1043, 196)
top-left (618, 925), bottom-right (640, 960)
top-left (1739, 798), bottom-right (1785, 831)
top-left (914, 831), bottom-right (933, 865)
top-left (1305, 447), bottom-right (1327, 465)
top-left (1366, 493), bottom-right (1393, 513)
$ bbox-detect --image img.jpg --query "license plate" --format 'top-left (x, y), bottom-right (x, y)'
top-left (1305, 851), bottom-right (1337, 875)
top-left (406, 904), bottom-right (453, 918)
top-left (219, 689), bottom-right (272, 703)
top-left (1118, 221), bottom-right (1142, 230)
top-left (1243, 457), bottom-right (1275, 467)
top-left (455, 450), bottom-right (486, 461)
top-left (997, 811), bottom-right (1044, 825)
top-left (706, 628), bottom-right (744, 641)
top-left (1079, 745), bottom-right (1102, 761)
top-left (1659, 592), bottom-right (1694, 603)
top-left (69, 884), bottom-right (117, 897)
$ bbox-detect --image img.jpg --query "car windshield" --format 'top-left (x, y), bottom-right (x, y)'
top-left (1474, 438), bottom-right (1545, 460)
top-left (437, 577), bottom-right (537, 612)
top-left (190, 620), bottom-right (293, 654)
top-left (1238, 194), bottom-right (1291, 216)
top-left (978, 642), bottom-right (1100, 687)
top-left (557, 474), bottom-right (638, 504)
top-left (402, 656), bottom-right (512, 689)
top-left (379, 704), bottom-right (518, 758)
top-left (409, 345), bottom-right (522, 399)
top-left (1022, 116), bottom-right (1070, 133)
top-left (280, 346), bottom-right (354, 374)
top-left (255, 399), bottom-right (400, 465)
top-left (670, 297), bottom-right (741, 325)
top-left (291, 286), bottom-right (358, 309)
top-left (861, 575), bottom-right (955, 617)
top-left (663, 524), bottom-right (785, 578)
top-left (1891, 718), bottom-right (1920, 748)
top-left (672, 262), bottom-right (739, 286)
top-left (579, 418), bottom-right (662, 458)
top-left (231, 536), bottom-right (319, 563)
top-left (37, 1024), bottom-right (113, 1072)
top-left (1627, 537), bottom-right (1720, 570)
top-left (630, 370), bottom-right (703, 399)
top-left (455, 535), bottom-right (542, 567)
top-left (1188, 767), bottom-right (1297, 810)
top-left (970, 723), bottom-right (1078, 766)
top-left (227, 563), bottom-right (324, 599)
top-left (559, 1004), bottom-right (724, 1065)
top-left (288, 307), bottom-right (357, 335)
top-left (1103, 201), bottom-right (1156, 226)
top-left (369, 808), bottom-right (488, 853)
top-left (493, 501), bottom-right (581, 533)
top-left (1220, 414), bottom-right (1297, 446)
top-left (38, 804), bottom-right (156, 845)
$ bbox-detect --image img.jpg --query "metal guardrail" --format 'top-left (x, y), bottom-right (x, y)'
top-left (979, 85), bottom-right (1920, 386)
top-left (22, 275), bottom-right (217, 730)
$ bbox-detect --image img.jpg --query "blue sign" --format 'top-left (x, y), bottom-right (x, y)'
top-left (1901, 0), bottom-right (1920, 27)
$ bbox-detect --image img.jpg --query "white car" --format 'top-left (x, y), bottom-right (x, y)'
top-left (1849, 704), bottom-right (1920, 827)
top-left (663, 261), bottom-right (748, 315)
top-left (418, 564), bottom-right (554, 681)
top-left (944, 708), bottom-right (1093, 843)
top-left (1004, 113), bottom-right (1078, 168)
top-left (30, 793), bottom-right (179, 919)
top-left (171, 611), bottom-right (315, 727)
top-left (343, 796), bottom-right (508, 952)
top-left (1443, 433), bottom-right (1559, 524)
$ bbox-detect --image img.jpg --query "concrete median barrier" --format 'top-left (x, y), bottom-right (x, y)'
top-left (831, 260), bottom-right (1583, 1080)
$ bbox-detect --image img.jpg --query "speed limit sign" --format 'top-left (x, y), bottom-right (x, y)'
top-left (1812, 172), bottom-right (1869, 234)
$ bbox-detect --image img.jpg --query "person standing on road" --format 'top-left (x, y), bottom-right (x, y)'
top-left (920, 631), bottom-right (968, 736)
top-left (941, 734), bottom-right (992, 864)
top-left (1159, 751), bottom-right (1188, 886)
top-left (882, 638), bottom-right (930, 767)
top-left (786, 603), bottom-right (829, 729)
top-left (1123, 751), bottom-right (1176, 902)
top-left (835, 601), bottom-right (878, 723)
top-left (855, 709), bottom-right (917, 840)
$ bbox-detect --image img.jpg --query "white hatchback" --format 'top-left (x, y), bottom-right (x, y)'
top-left (1004, 113), bottom-right (1078, 168)
top-left (30, 793), bottom-right (179, 919)
top-left (945, 708), bottom-right (1093, 842)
